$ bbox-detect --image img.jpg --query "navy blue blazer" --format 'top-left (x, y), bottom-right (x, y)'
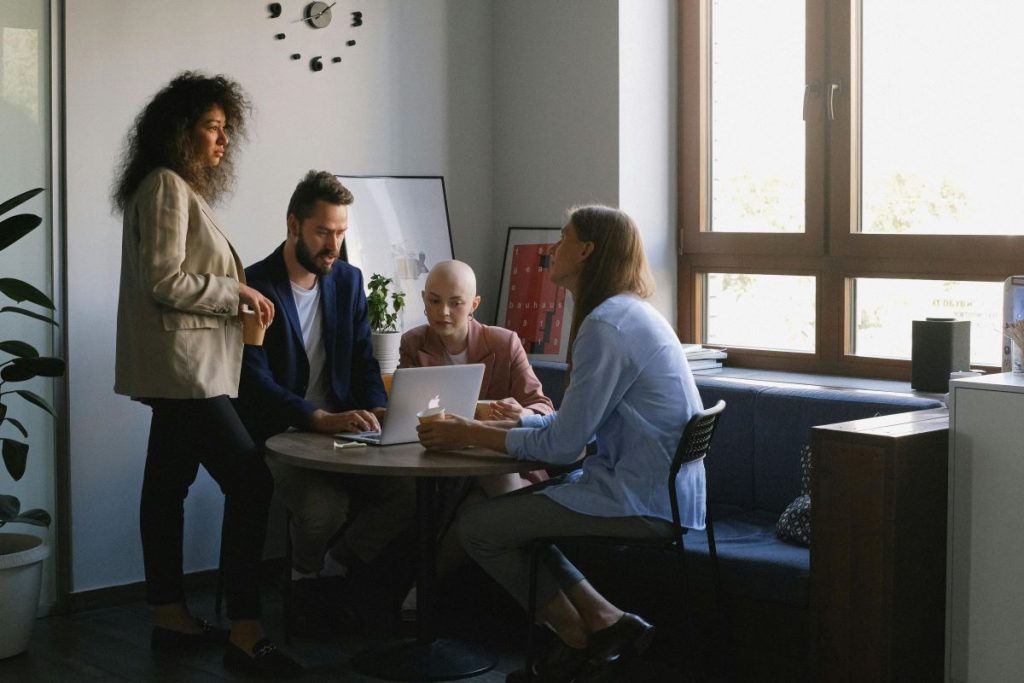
top-left (236, 243), bottom-right (386, 444)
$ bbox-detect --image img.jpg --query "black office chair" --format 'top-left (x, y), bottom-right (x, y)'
top-left (524, 399), bottom-right (728, 678)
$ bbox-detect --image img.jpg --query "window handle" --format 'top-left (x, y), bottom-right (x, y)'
top-left (828, 82), bottom-right (842, 121)
top-left (802, 82), bottom-right (820, 121)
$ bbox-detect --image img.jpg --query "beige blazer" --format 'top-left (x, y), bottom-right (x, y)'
top-left (114, 168), bottom-right (245, 399)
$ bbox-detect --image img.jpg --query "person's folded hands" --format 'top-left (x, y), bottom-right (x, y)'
top-left (491, 397), bottom-right (532, 420)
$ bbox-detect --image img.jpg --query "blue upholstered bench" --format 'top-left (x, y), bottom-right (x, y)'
top-left (529, 362), bottom-right (944, 609)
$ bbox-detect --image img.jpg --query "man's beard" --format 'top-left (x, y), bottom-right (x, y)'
top-left (295, 235), bottom-right (336, 276)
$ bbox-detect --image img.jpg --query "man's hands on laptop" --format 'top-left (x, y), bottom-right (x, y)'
top-left (310, 408), bottom-right (382, 434)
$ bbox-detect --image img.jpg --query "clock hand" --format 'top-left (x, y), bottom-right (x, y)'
top-left (312, 2), bottom-right (337, 20)
top-left (294, 1), bottom-right (337, 23)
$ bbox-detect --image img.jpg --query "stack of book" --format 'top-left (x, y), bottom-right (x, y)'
top-left (680, 343), bottom-right (727, 371)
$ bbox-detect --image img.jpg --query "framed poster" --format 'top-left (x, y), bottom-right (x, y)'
top-left (495, 227), bottom-right (573, 362)
top-left (337, 175), bottom-right (454, 331)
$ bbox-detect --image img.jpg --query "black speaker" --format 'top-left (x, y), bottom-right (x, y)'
top-left (911, 318), bottom-right (970, 393)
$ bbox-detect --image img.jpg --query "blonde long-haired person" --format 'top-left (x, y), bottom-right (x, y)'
top-left (113, 72), bottom-right (299, 678)
top-left (418, 206), bottom-right (704, 682)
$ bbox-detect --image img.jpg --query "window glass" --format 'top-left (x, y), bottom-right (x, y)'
top-left (853, 278), bottom-right (1002, 365)
top-left (710, 0), bottom-right (805, 232)
top-left (705, 273), bottom-right (815, 351)
top-left (861, 1), bottom-right (1024, 235)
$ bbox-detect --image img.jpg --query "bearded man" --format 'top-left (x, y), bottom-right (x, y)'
top-left (236, 170), bottom-right (413, 632)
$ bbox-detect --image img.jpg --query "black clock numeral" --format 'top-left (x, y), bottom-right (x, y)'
top-left (351, 11), bottom-right (363, 27)
top-left (268, 3), bottom-right (282, 18)
top-left (275, 33), bottom-right (286, 40)
top-left (346, 40), bottom-right (356, 47)
top-left (291, 53), bottom-right (301, 60)
top-left (310, 56), bottom-right (324, 72)
top-left (332, 57), bottom-right (342, 63)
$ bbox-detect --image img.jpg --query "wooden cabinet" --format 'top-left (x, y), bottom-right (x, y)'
top-left (947, 373), bottom-right (1024, 682)
top-left (811, 408), bottom-right (949, 683)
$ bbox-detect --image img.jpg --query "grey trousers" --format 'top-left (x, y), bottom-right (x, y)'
top-left (457, 485), bottom-right (672, 613)
top-left (267, 457), bottom-right (416, 574)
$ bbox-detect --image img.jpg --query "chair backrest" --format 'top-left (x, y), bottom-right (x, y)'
top-left (668, 399), bottom-right (726, 530)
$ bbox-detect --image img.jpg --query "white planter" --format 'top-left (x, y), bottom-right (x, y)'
top-left (0, 533), bottom-right (50, 659)
top-left (372, 331), bottom-right (401, 375)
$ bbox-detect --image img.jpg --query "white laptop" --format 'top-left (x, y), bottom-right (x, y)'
top-left (337, 364), bottom-right (485, 446)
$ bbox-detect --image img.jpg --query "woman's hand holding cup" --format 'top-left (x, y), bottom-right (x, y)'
top-left (238, 284), bottom-right (275, 327)
top-left (417, 411), bottom-right (475, 449)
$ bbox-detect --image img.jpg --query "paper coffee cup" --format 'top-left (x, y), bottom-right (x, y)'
top-left (241, 309), bottom-right (266, 346)
top-left (416, 406), bottom-right (446, 424)
top-left (475, 400), bottom-right (496, 420)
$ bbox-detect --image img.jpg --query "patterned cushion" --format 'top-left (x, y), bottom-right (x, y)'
top-left (776, 444), bottom-right (811, 547)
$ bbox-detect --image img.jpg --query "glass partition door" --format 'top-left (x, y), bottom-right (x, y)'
top-left (0, 0), bottom-right (57, 610)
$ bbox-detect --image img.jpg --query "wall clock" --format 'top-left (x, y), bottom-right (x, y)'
top-left (267, 1), bottom-right (363, 73)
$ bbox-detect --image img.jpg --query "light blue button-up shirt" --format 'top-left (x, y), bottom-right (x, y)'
top-left (506, 294), bottom-right (706, 528)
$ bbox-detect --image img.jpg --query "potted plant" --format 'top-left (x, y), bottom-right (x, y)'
top-left (366, 273), bottom-right (405, 375)
top-left (0, 187), bottom-right (65, 659)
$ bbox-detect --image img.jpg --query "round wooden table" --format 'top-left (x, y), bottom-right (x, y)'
top-left (265, 431), bottom-right (544, 681)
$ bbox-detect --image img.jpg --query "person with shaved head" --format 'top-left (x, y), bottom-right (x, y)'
top-left (399, 259), bottom-right (555, 496)
top-left (397, 260), bottom-right (555, 615)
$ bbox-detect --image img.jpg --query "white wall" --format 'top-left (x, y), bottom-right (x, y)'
top-left (492, 1), bottom-right (621, 316)
top-left (620, 0), bottom-right (678, 321)
top-left (492, 0), bottom-right (678, 323)
top-left (64, 0), bottom-right (494, 593)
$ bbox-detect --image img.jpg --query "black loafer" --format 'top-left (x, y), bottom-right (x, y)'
top-left (223, 638), bottom-right (303, 679)
top-left (151, 618), bottom-right (229, 651)
top-left (585, 613), bottom-right (655, 665)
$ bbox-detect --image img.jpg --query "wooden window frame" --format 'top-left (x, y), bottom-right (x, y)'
top-left (678, 0), bottom-right (1024, 379)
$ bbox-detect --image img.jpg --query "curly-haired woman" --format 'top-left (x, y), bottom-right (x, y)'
top-left (113, 71), bottom-right (299, 678)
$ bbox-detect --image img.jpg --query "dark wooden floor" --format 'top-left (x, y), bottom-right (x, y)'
top-left (0, 572), bottom-right (684, 682)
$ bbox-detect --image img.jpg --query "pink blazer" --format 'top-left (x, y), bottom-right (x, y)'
top-left (399, 318), bottom-right (554, 483)
top-left (399, 318), bottom-right (554, 415)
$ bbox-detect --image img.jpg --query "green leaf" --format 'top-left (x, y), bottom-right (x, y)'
top-left (0, 340), bottom-right (39, 358)
top-left (2, 438), bottom-right (29, 480)
top-left (15, 508), bottom-right (51, 527)
top-left (5, 417), bottom-right (27, 437)
top-left (0, 494), bottom-right (19, 519)
top-left (0, 279), bottom-right (54, 309)
top-left (0, 188), bottom-right (43, 217)
top-left (10, 389), bottom-right (55, 416)
top-left (0, 497), bottom-right (49, 527)
top-left (0, 214), bottom-right (42, 252)
top-left (0, 356), bottom-right (65, 382)
top-left (0, 306), bottom-right (58, 326)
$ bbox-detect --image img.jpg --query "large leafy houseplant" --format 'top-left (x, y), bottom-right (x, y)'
top-left (366, 273), bottom-right (406, 333)
top-left (0, 188), bottom-right (65, 529)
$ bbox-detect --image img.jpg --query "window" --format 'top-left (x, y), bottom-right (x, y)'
top-left (704, 273), bottom-right (816, 352)
top-left (680, 1), bottom-right (1024, 378)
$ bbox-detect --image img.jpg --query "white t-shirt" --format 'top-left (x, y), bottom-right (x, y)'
top-left (291, 280), bottom-right (329, 409)
top-left (444, 348), bottom-right (468, 365)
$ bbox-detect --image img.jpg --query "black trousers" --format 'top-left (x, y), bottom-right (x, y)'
top-left (140, 396), bottom-right (273, 620)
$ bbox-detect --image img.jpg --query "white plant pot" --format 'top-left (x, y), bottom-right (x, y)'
top-left (372, 331), bottom-right (401, 376)
top-left (0, 533), bottom-right (50, 659)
